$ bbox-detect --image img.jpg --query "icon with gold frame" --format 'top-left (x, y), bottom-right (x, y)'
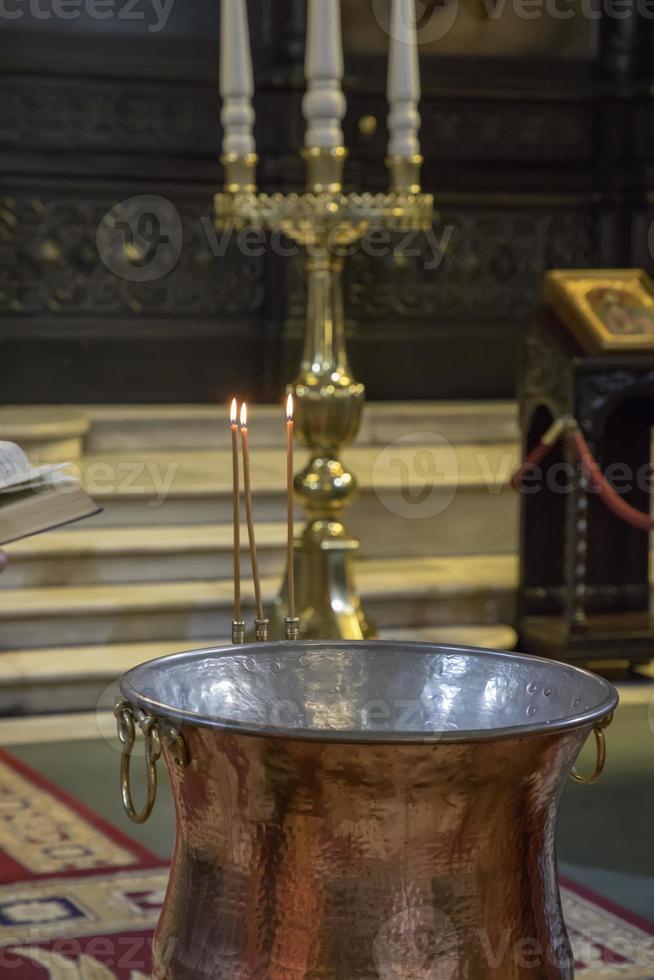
top-left (544, 268), bottom-right (654, 355)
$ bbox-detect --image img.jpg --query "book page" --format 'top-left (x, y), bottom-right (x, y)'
top-left (0, 442), bottom-right (32, 490)
top-left (0, 442), bottom-right (67, 492)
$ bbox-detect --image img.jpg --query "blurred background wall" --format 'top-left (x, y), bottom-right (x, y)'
top-left (1, 0), bottom-right (653, 403)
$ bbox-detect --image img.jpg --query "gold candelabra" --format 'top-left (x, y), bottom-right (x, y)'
top-left (215, 148), bottom-right (433, 640)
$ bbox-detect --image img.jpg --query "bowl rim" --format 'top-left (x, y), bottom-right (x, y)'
top-left (118, 640), bottom-right (619, 744)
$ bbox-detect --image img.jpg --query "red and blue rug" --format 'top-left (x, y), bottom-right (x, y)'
top-left (0, 748), bottom-right (649, 978)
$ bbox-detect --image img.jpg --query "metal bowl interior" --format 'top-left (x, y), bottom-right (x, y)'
top-left (119, 641), bottom-right (618, 743)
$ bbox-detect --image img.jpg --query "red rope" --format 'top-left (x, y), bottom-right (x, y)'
top-left (512, 418), bottom-right (654, 533)
top-left (511, 439), bottom-right (555, 490)
top-left (570, 429), bottom-right (654, 533)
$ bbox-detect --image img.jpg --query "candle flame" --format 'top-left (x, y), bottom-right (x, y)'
top-left (230, 398), bottom-right (238, 425)
top-left (286, 393), bottom-right (294, 421)
top-left (240, 402), bottom-right (248, 428)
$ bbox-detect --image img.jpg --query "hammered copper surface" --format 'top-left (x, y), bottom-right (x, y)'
top-left (119, 641), bottom-right (617, 980)
top-left (155, 727), bottom-right (586, 979)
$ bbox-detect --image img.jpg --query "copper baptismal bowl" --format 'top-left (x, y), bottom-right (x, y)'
top-left (116, 640), bottom-right (618, 980)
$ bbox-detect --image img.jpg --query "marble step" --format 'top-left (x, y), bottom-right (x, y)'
top-left (77, 443), bottom-right (519, 559)
top-left (80, 401), bottom-right (519, 453)
top-left (1, 524), bottom-right (287, 588)
top-left (0, 555), bottom-right (517, 651)
top-left (0, 624), bottom-right (519, 716)
top-left (0, 407), bottom-right (89, 462)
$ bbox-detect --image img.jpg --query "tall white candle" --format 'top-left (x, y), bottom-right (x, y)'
top-left (220, 0), bottom-right (256, 158)
top-left (387, 0), bottom-right (421, 159)
top-left (303, 0), bottom-right (346, 149)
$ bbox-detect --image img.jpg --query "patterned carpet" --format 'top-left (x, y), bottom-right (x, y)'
top-left (0, 747), bottom-right (650, 979)
top-left (0, 749), bottom-right (163, 978)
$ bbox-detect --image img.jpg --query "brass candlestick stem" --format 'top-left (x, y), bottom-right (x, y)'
top-left (215, 150), bottom-right (433, 640)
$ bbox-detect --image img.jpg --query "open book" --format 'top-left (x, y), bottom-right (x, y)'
top-left (0, 441), bottom-right (101, 546)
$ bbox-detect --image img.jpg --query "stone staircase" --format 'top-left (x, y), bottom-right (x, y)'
top-left (0, 402), bottom-right (521, 714)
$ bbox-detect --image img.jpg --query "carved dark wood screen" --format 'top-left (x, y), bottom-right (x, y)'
top-left (0, 2), bottom-right (652, 403)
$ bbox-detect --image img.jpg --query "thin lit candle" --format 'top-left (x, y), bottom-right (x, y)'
top-left (286, 393), bottom-right (295, 620)
top-left (239, 402), bottom-right (264, 623)
top-left (229, 399), bottom-right (242, 636)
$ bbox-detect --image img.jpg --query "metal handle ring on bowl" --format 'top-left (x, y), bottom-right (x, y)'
top-left (115, 700), bottom-right (190, 825)
top-left (115, 702), bottom-right (161, 825)
top-left (570, 714), bottom-right (613, 786)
